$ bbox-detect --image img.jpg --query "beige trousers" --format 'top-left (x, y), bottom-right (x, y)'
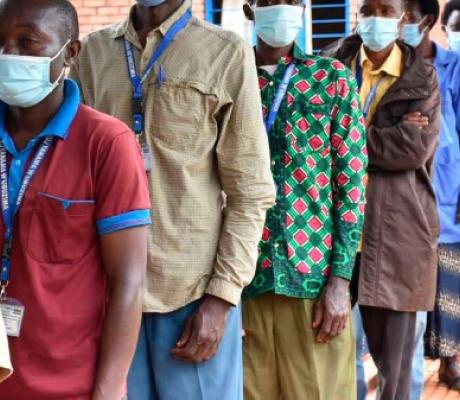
top-left (243, 293), bottom-right (356, 400)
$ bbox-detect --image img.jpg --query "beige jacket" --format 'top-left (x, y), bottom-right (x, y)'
top-left (71, 0), bottom-right (276, 312)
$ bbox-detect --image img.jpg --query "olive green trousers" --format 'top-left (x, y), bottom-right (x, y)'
top-left (243, 293), bottom-right (356, 400)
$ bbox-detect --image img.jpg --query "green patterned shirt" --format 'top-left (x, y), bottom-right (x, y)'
top-left (244, 45), bottom-right (368, 300)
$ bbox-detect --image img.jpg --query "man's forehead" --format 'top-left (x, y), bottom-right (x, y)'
top-left (404, 2), bottom-right (422, 16)
top-left (358, 0), bottom-right (401, 8)
top-left (0, 0), bottom-right (61, 36)
top-left (403, 0), bottom-right (419, 9)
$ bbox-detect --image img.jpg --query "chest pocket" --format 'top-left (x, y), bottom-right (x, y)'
top-left (27, 192), bottom-right (96, 265)
top-left (146, 80), bottom-right (215, 152)
top-left (288, 102), bottom-right (331, 154)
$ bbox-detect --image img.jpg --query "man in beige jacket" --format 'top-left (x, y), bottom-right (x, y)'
top-left (0, 316), bottom-right (12, 383)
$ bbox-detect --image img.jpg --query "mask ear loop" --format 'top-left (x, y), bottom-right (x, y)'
top-left (50, 39), bottom-right (71, 86)
top-left (418, 15), bottom-right (430, 35)
top-left (397, 11), bottom-right (407, 29)
top-left (50, 39), bottom-right (71, 62)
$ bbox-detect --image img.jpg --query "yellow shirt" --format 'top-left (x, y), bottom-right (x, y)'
top-left (354, 44), bottom-right (403, 124)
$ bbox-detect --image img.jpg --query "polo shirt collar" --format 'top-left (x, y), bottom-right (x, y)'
top-left (360, 43), bottom-right (403, 78)
top-left (0, 78), bottom-right (80, 146)
top-left (110, 0), bottom-right (191, 45)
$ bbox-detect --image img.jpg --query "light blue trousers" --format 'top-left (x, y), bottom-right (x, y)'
top-left (410, 311), bottom-right (427, 400)
top-left (127, 300), bottom-right (243, 400)
top-left (353, 306), bottom-right (368, 400)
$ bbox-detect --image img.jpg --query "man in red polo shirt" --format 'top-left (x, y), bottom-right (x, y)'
top-left (0, 0), bottom-right (151, 399)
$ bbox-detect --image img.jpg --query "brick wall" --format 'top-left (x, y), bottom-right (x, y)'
top-left (70, 0), bottom-right (205, 36)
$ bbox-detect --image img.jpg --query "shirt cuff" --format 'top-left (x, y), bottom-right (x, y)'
top-left (205, 277), bottom-right (242, 306)
top-left (97, 209), bottom-right (151, 235)
top-left (331, 265), bottom-right (354, 281)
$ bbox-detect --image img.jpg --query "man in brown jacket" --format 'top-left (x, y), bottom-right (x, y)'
top-left (324, 0), bottom-right (440, 398)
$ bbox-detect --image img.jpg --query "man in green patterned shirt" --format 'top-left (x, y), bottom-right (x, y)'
top-left (242, 0), bottom-right (368, 398)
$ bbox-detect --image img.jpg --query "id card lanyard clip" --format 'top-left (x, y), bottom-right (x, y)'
top-left (0, 237), bottom-right (11, 299)
top-left (265, 63), bottom-right (296, 135)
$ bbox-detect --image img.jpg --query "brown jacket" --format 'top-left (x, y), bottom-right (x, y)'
top-left (324, 35), bottom-right (441, 311)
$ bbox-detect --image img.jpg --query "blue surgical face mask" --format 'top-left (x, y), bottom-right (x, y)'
top-left (136, 0), bottom-right (166, 7)
top-left (253, 5), bottom-right (304, 48)
top-left (401, 23), bottom-right (425, 48)
top-left (357, 16), bottom-right (400, 52)
top-left (448, 30), bottom-right (460, 53)
top-left (0, 40), bottom-right (69, 108)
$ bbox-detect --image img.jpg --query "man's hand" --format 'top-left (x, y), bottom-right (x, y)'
top-left (171, 295), bottom-right (232, 363)
top-left (312, 276), bottom-right (350, 343)
top-left (402, 112), bottom-right (429, 128)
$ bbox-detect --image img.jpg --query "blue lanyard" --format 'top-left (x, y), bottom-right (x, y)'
top-left (123, 9), bottom-right (192, 134)
top-left (356, 55), bottom-right (384, 120)
top-left (0, 136), bottom-right (54, 288)
top-left (265, 63), bottom-right (296, 135)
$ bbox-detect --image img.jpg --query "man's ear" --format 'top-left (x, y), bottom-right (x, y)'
top-left (420, 14), bottom-right (435, 33)
top-left (243, 3), bottom-right (255, 21)
top-left (65, 40), bottom-right (81, 67)
top-left (398, 11), bottom-right (407, 28)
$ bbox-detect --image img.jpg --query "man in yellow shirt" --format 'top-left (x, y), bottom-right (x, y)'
top-left (324, 0), bottom-right (441, 398)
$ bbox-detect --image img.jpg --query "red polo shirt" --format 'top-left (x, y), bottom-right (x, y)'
top-left (0, 80), bottom-right (151, 400)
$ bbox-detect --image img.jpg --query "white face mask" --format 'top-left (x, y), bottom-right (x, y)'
top-left (254, 5), bottom-right (304, 48)
top-left (447, 29), bottom-right (460, 53)
top-left (0, 40), bottom-right (70, 108)
top-left (357, 16), bottom-right (400, 52)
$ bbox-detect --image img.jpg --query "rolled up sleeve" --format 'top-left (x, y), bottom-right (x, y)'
top-left (205, 43), bottom-right (276, 305)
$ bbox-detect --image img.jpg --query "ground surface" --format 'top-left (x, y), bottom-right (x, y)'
top-left (364, 357), bottom-right (460, 399)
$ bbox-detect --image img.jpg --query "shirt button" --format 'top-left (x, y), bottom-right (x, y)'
top-left (271, 160), bottom-right (276, 166)
top-left (14, 160), bottom-right (21, 166)
top-left (269, 81), bottom-right (274, 86)
top-left (274, 243), bottom-right (279, 249)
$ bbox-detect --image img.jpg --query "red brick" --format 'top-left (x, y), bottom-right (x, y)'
top-left (83, 0), bottom-right (106, 6)
top-left (76, 7), bottom-right (97, 15)
top-left (106, 0), bottom-right (134, 5)
top-left (97, 6), bottom-right (121, 15)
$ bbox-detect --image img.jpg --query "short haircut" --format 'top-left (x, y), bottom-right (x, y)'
top-left (48, 0), bottom-right (80, 41)
top-left (408, 0), bottom-right (440, 28)
top-left (442, 0), bottom-right (460, 26)
top-left (0, 0), bottom-right (79, 41)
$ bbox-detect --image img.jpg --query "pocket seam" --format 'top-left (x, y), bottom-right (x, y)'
top-left (38, 192), bottom-right (95, 211)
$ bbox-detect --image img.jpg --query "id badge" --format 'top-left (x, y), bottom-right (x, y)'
top-left (0, 297), bottom-right (25, 337)
top-left (141, 142), bottom-right (153, 172)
